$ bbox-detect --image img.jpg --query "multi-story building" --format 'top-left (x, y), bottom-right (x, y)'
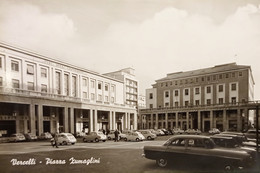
top-left (140, 63), bottom-right (258, 132)
top-left (104, 67), bottom-right (139, 107)
top-left (0, 42), bottom-right (137, 137)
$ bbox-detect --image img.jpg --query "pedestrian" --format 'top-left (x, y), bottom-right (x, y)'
top-left (102, 129), bottom-right (106, 135)
top-left (53, 132), bottom-right (59, 148)
top-left (114, 129), bottom-right (119, 142)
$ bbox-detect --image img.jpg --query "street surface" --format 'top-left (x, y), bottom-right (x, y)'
top-left (0, 136), bottom-right (259, 173)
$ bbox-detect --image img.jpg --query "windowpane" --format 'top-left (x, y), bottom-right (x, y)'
top-left (12, 79), bottom-right (19, 88)
top-left (231, 83), bottom-right (236, 91)
top-left (206, 86), bottom-right (211, 93)
top-left (41, 84), bottom-right (47, 93)
top-left (11, 61), bottom-right (19, 71)
top-left (41, 68), bottom-right (47, 77)
top-left (0, 77), bottom-right (2, 86)
top-left (28, 82), bottom-right (34, 91)
top-left (27, 64), bottom-right (34, 75)
top-left (218, 85), bottom-right (223, 92)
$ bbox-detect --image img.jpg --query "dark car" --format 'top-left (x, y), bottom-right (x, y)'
top-left (143, 135), bottom-right (256, 171)
top-left (245, 129), bottom-right (260, 141)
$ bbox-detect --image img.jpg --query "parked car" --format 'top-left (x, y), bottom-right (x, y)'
top-left (8, 133), bottom-right (26, 142)
top-left (149, 129), bottom-right (161, 136)
top-left (24, 133), bottom-right (38, 141)
top-left (185, 129), bottom-right (201, 135)
top-left (161, 129), bottom-right (170, 135)
top-left (75, 131), bottom-right (86, 138)
top-left (209, 128), bottom-right (220, 135)
top-left (51, 133), bottom-right (77, 145)
top-left (155, 129), bottom-right (165, 136)
top-left (107, 130), bottom-right (126, 140)
top-left (124, 131), bottom-right (144, 142)
top-left (138, 130), bottom-right (157, 140)
top-left (38, 132), bottom-right (53, 140)
top-left (219, 132), bottom-right (248, 144)
top-left (172, 128), bottom-right (184, 135)
top-left (83, 131), bottom-right (107, 142)
top-left (143, 135), bottom-right (256, 171)
top-left (245, 129), bottom-right (260, 141)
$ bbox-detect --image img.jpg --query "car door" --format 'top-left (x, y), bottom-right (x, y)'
top-left (164, 138), bottom-right (188, 163)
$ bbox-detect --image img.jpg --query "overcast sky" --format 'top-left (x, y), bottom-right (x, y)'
top-left (0, 0), bottom-right (260, 99)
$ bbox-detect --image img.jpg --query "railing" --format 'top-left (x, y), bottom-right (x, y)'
top-left (140, 100), bottom-right (260, 112)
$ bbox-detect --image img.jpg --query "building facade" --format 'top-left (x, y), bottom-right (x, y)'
top-left (0, 42), bottom-right (137, 137)
top-left (140, 63), bottom-right (258, 132)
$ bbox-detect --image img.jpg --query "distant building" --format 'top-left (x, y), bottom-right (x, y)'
top-left (140, 63), bottom-right (259, 132)
top-left (0, 42), bottom-right (137, 137)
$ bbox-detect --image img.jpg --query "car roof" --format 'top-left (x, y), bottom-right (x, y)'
top-left (169, 135), bottom-right (210, 140)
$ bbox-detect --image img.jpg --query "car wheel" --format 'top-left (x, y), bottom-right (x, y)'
top-left (62, 141), bottom-right (67, 145)
top-left (95, 138), bottom-right (99, 142)
top-left (124, 138), bottom-right (127, 141)
top-left (83, 138), bottom-right (87, 142)
top-left (147, 136), bottom-right (152, 140)
top-left (108, 136), bottom-right (111, 140)
top-left (224, 165), bottom-right (234, 172)
top-left (119, 136), bottom-right (122, 140)
top-left (102, 140), bottom-right (106, 142)
top-left (136, 138), bottom-right (140, 142)
top-left (156, 158), bottom-right (168, 167)
top-left (71, 143), bottom-right (75, 145)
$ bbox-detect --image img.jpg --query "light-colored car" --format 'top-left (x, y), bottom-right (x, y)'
top-left (185, 129), bottom-right (201, 135)
top-left (8, 133), bottom-right (26, 142)
top-left (209, 128), bottom-right (220, 135)
top-left (138, 130), bottom-right (157, 140)
top-left (155, 129), bottom-right (165, 136)
top-left (124, 131), bottom-right (144, 142)
top-left (107, 130), bottom-right (126, 140)
top-left (38, 132), bottom-right (53, 140)
top-left (172, 128), bottom-right (184, 135)
top-left (83, 131), bottom-right (107, 142)
top-left (24, 133), bottom-right (38, 141)
top-left (51, 133), bottom-right (77, 145)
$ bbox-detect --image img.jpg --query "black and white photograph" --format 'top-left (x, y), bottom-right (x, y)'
top-left (0, 0), bottom-right (260, 172)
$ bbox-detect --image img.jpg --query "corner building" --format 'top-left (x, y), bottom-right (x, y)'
top-left (140, 63), bottom-right (256, 132)
top-left (0, 42), bottom-right (137, 136)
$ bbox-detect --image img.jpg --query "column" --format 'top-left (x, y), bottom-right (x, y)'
top-left (69, 108), bottom-right (74, 134)
top-left (124, 112), bottom-right (128, 129)
top-left (64, 107), bottom-right (69, 132)
top-left (202, 112), bottom-right (205, 132)
top-left (15, 118), bottom-right (20, 133)
top-left (24, 120), bottom-right (28, 133)
top-left (237, 109), bottom-right (242, 132)
top-left (94, 109), bottom-right (97, 131)
top-left (109, 111), bottom-right (113, 130)
top-left (210, 110), bottom-right (213, 130)
top-left (151, 114), bottom-right (154, 129)
top-left (112, 111), bottom-right (116, 130)
top-left (223, 109), bottom-right (227, 131)
top-left (127, 113), bottom-right (131, 130)
top-left (175, 112), bottom-right (179, 128)
top-left (90, 109), bottom-right (93, 132)
top-left (134, 112), bottom-right (137, 130)
top-left (198, 111), bottom-right (201, 131)
top-left (155, 113), bottom-right (158, 129)
top-left (29, 104), bottom-right (36, 135)
top-left (186, 112), bottom-right (189, 129)
top-left (37, 105), bottom-right (43, 135)
top-left (165, 113), bottom-right (168, 129)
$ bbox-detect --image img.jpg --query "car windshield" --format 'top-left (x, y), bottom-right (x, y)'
top-left (97, 132), bottom-right (103, 135)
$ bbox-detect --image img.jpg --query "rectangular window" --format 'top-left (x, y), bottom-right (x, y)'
top-left (195, 78), bottom-right (198, 83)
top-left (55, 72), bottom-right (61, 94)
top-left (232, 72), bottom-right (235, 78)
top-left (11, 61), bottom-right (19, 71)
top-left (207, 99), bottom-right (211, 105)
top-left (207, 76), bottom-right (210, 81)
top-left (195, 100), bottom-right (200, 105)
top-left (12, 79), bottom-right (19, 88)
top-left (72, 76), bottom-right (77, 97)
top-left (149, 104), bottom-right (153, 108)
top-left (111, 97), bottom-right (115, 103)
top-left (231, 97), bottom-right (236, 104)
top-left (91, 80), bottom-right (95, 88)
top-left (64, 74), bottom-right (69, 96)
top-left (0, 57), bottom-right (2, 68)
top-left (41, 68), bottom-right (47, 78)
top-left (201, 77), bottom-right (204, 82)
top-left (175, 102), bottom-right (179, 107)
top-left (219, 74), bottom-right (222, 79)
top-left (175, 81), bottom-right (178, 85)
top-left (185, 101), bottom-right (189, 106)
top-left (219, 98), bottom-right (224, 104)
top-left (98, 94), bottom-right (102, 101)
top-left (0, 77), bottom-right (2, 86)
top-left (213, 75), bottom-right (216, 80)
top-left (218, 85), bottom-right (223, 92)
top-left (83, 92), bottom-right (88, 99)
top-left (165, 102), bottom-right (169, 107)
top-left (175, 90), bottom-right (178, 96)
top-left (41, 84), bottom-right (47, 93)
top-left (206, 86), bottom-right (211, 93)
top-left (185, 89), bottom-right (189, 95)
top-left (231, 83), bottom-right (237, 91)
top-left (239, 72), bottom-right (243, 77)
top-left (149, 93), bottom-right (153, 99)
top-left (111, 85), bottom-right (115, 92)
top-left (226, 73), bottom-right (229, 78)
top-left (91, 93), bottom-right (95, 100)
top-left (27, 82), bottom-right (34, 91)
top-left (27, 64), bottom-right (34, 75)
top-left (165, 91), bottom-right (169, 97)
top-left (195, 88), bottom-right (200, 94)
top-left (105, 84), bottom-right (108, 91)
top-left (98, 83), bottom-right (102, 90)
top-left (83, 78), bottom-right (87, 87)
top-left (105, 96), bottom-right (109, 102)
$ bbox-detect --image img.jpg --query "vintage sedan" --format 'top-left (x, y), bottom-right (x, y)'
top-left (143, 135), bottom-right (256, 171)
top-left (185, 129), bottom-right (201, 135)
top-left (83, 131), bottom-right (107, 142)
